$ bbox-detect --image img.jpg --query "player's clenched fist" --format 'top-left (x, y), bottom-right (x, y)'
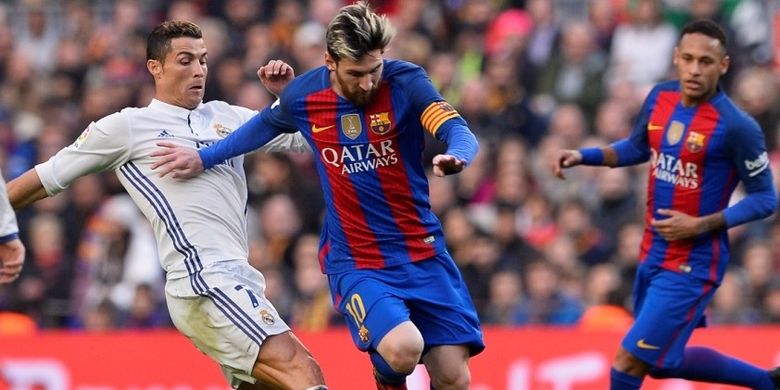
top-left (552, 149), bottom-right (582, 180)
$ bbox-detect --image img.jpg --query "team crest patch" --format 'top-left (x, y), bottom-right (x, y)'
top-left (341, 114), bottom-right (362, 139)
top-left (359, 325), bottom-right (370, 344)
top-left (666, 121), bottom-right (685, 145)
top-left (259, 309), bottom-right (275, 326)
top-left (72, 126), bottom-right (91, 149)
top-left (686, 131), bottom-right (705, 153)
top-left (213, 123), bottom-right (232, 138)
top-left (369, 112), bottom-right (392, 135)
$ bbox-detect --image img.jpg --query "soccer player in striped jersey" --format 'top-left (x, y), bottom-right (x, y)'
top-left (554, 19), bottom-right (780, 389)
top-left (6, 20), bottom-right (327, 390)
top-left (152, 3), bottom-right (485, 389)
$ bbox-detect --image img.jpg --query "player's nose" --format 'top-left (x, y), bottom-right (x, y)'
top-left (359, 76), bottom-right (373, 91)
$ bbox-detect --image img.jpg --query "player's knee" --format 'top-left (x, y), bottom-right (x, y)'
top-left (613, 348), bottom-right (650, 377)
top-left (430, 367), bottom-right (470, 390)
top-left (377, 324), bottom-right (424, 374)
top-left (256, 332), bottom-right (325, 383)
top-left (382, 341), bottom-right (423, 374)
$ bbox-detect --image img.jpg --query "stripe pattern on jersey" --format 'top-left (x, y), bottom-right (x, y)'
top-left (306, 88), bottom-right (384, 267)
top-left (119, 162), bottom-right (268, 344)
top-left (642, 91), bottom-right (679, 263)
top-left (306, 83), bottom-right (437, 269)
top-left (363, 83), bottom-right (436, 264)
top-left (660, 104), bottom-right (718, 271)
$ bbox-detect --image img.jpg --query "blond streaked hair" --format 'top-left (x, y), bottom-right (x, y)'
top-left (326, 1), bottom-right (395, 62)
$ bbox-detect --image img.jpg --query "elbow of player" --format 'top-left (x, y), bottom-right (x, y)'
top-left (759, 190), bottom-right (779, 219)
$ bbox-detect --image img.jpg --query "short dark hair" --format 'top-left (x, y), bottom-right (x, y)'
top-left (147, 20), bottom-right (202, 62)
top-left (680, 19), bottom-right (728, 53)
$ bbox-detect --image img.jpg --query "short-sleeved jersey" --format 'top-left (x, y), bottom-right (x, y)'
top-left (627, 81), bottom-right (774, 283)
top-left (257, 60), bottom-right (468, 273)
top-left (36, 99), bottom-right (307, 287)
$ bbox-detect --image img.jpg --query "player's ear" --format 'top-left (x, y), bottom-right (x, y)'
top-left (672, 47), bottom-right (679, 66)
top-left (720, 55), bottom-right (730, 75)
top-left (147, 59), bottom-right (162, 78)
top-left (324, 52), bottom-right (336, 72)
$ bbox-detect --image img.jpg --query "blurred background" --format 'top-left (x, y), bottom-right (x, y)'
top-left (0, 0), bottom-right (778, 339)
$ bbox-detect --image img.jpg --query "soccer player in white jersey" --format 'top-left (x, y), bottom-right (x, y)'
top-left (6, 20), bottom-right (327, 390)
top-left (0, 171), bottom-right (25, 285)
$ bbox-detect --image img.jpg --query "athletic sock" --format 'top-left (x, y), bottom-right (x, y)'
top-left (649, 346), bottom-right (774, 390)
top-left (611, 368), bottom-right (644, 390)
top-left (371, 351), bottom-right (407, 390)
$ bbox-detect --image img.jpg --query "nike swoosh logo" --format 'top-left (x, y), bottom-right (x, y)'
top-left (637, 339), bottom-right (660, 350)
top-left (312, 124), bottom-right (335, 133)
top-left (647, 123), bottom-right (664, 131)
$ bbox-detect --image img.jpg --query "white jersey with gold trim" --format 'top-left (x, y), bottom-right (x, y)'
top-left (36, 99), bottom-right (307, 284)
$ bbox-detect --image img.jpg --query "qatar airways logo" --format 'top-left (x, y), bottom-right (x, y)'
top-left (650, 150), bottom-right (699, 189)
top-left (320, 139), bottom-right (399, 174)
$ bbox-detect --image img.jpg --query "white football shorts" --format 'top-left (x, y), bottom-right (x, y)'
top-left (165, 259), bottom-right (290, 388)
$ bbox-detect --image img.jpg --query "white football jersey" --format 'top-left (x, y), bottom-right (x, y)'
top-left (36, 99), bottom-right (308, 283)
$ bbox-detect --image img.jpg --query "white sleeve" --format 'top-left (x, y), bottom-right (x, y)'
top-left (0, 173), bottom-right (18, 238)
top-left (231, 102), bottom-right (311, 153)
top-left (260, 132), bottom-right (310, 153)
top-left (35, 112), bottom-right (132, 196)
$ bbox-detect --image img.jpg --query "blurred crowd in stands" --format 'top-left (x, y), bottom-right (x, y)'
top-left (0, 0), bottom-right (779, 334)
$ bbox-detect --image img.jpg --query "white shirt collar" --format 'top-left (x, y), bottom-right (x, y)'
top-left (149, 98), bottom-right (205, 120)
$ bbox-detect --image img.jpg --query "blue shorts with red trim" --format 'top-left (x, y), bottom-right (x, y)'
top-left (328, 251), bottom-right (485, 357)
top-left (622, 263), bottom-right (717, 368)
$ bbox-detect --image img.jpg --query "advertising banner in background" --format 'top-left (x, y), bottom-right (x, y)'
top-left (2, 327), bottom-right (779, 389)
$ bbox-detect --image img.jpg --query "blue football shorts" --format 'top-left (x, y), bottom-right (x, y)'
top-left (622, 263), bottom-right (717, 368)
top-left (328, 251), bottom-right (485, 357)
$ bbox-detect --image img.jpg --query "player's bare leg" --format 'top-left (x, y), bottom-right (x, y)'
top-left (373, 321), bottom-right (424, 389)
top-left (422, 345), bottom-right (470, 390)
top-left (613, 346), bottom-right (650, 377)
top-left (239, 331), bottom-right (326, 389)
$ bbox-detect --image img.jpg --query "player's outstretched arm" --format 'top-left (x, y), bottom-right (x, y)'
top-left (151, 142), bottom-right (204, 179)
top-left (258, 59), bottom-right (295, 97)
top-left (7, 170), bottom-right (50, 209)
top-left (552, 149), bottom-right (583, 180)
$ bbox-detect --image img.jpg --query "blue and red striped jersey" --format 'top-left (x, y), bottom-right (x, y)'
top-left (204, 60), bottom-right (478, 274)
top-left (623, 80), bottom-right (775, 283)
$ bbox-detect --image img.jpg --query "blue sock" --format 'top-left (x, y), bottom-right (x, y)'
top-left (370, 351), bottom-right (407, 385)
top-left (649, 346), bottom-right (774, 390)
top-left (611, 368), bottom-right (643, 390)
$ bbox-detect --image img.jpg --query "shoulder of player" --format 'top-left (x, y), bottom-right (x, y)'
top-left (280, 66), bottom-right (331, 100)
top-left (706, 95), bottom-right (761, 136)
top-left (651, 80), bottom-right (679, 95)
top-left (382, 59), bottom-right (425, 81)
top-left (93, 110), bottom-right (133, 133)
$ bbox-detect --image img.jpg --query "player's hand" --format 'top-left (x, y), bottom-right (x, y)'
top-left (0, 238), bottom-right (25, 284)
top-left (651, 209), bottom-right (701, 241)
top-left (258, 60), bottom-right (295, 97)
top-left (552, 149), bottom-right (582, 180)
top-left (150, 142), bottom-right (205, 179)
top-left (432, 154), bottom-right (466, 177)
